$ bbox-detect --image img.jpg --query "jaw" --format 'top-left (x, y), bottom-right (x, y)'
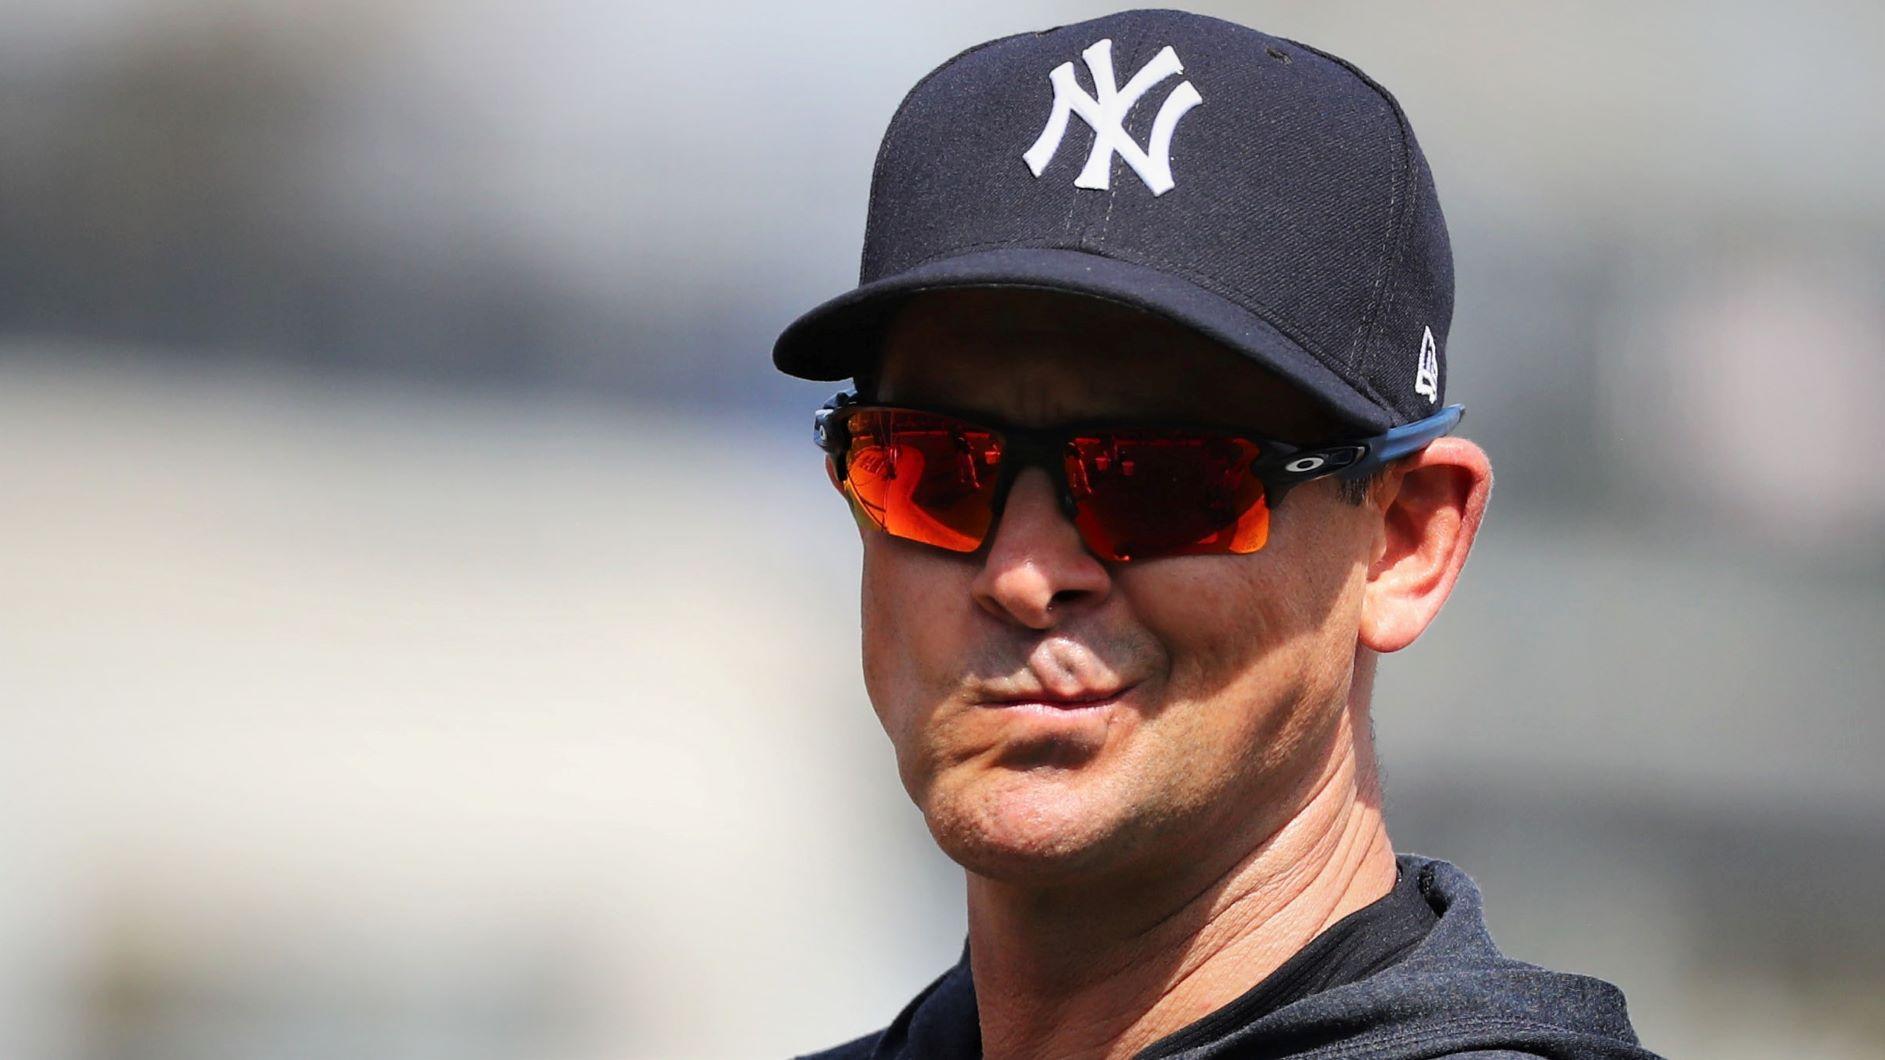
top-left (920, 761), bottom-right (1139, 883)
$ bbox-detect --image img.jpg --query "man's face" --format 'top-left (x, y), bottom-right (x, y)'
top-left (859, 288), bottom-right (1385, 886)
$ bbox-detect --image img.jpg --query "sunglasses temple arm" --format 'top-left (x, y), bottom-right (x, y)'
top-left (1338, 404), bottom-right (1465, 478)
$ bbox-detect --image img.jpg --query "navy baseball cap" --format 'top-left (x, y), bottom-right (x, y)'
top-left (772, 8), bottom-right (1453, 434)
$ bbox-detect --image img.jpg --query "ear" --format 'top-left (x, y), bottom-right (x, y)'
top-left (1358, 437), bottom-right (1493, 653)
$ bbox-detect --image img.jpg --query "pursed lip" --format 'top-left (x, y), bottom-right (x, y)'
top-left (974, 684), bottom-right (1134, 712)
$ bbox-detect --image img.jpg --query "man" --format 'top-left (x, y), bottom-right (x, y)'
top-left (773, 10), bottom-right (1657, 1059)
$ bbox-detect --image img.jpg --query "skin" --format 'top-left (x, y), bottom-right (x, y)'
top-left (853, 287), bottom-right (1493, 1059)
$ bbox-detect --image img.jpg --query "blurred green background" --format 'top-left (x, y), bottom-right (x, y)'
top-left (2, 1), bottom-right (1881, 1057)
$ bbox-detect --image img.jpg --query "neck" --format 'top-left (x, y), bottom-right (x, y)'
top-left (965, 713), bottom-right (1394, 1060)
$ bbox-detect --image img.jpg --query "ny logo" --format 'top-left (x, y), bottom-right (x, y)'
top-left (1414, 326), bottom-right (1440, 404)
top-left (1022, 38), bottom-right (1202, 197)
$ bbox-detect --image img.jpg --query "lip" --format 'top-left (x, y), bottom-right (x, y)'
top-left (976, 686), bottom-right (1133, 713)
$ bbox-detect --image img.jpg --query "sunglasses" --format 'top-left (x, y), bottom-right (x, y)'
top-left (814, 391), bottom-right (1464, 562)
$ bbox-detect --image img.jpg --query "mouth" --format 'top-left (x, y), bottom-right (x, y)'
top-left (975, 686), bottom-right (1133, 714)
top-left (968, 684), bottom-right (1139, 771)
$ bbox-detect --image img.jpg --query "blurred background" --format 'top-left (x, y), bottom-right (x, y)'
top-left (2, 0), bottom-right (1881, 1057)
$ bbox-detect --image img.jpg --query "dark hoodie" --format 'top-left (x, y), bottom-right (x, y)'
top-left (798, 855), bottom-right (1660, 1059)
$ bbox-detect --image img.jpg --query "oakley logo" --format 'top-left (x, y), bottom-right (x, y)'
top-left (1023, 38), bottom-right (1202, 197)
top-left (1415, 326), bottom-right (1440, 404)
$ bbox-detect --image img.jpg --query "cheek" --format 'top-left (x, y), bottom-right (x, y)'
top-left (1124, 563), bottom-right (1301, 714)
top-left (859, 538), bottom-right (975, 748)
top-left (1124, 511), bottom-right (1369, 755)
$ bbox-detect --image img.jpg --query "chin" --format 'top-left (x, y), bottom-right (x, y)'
top-left (920, 763), bottom-right (1137, 883)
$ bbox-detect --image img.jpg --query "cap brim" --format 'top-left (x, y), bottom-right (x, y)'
top-left (771, 246), bottom-right (1393, 434)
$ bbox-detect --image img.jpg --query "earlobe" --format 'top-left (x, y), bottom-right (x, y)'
top-left (1357, 438), bottom-right (1493, 653)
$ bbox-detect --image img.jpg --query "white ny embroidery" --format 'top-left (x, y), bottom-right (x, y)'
top-left (1022, 38), bottom-right (1202, 197)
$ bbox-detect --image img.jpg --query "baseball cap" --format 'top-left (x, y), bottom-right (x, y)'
top-left (772, 8), bottom-right (1453, 434)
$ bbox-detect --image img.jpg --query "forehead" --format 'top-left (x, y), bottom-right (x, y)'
top-left (874, 289), bottom-right (1345, 442)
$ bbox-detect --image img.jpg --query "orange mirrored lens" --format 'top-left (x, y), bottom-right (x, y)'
top-left (1066, 433), bottom-right (1269, 561)
top-left (840, 410), bottom-right (1002, 553)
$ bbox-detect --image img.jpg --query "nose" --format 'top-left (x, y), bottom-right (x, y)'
top-left (970, 467), bottom-right (1113, 629)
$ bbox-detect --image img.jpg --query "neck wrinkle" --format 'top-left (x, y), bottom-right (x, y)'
top-left (966, 716), bottom-right (1396, 1060)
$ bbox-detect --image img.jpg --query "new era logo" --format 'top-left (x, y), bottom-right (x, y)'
top-left (1022, 39), bottom-right (1202, 197)
top-left (1414, 326), bottom-right (1439, 404)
